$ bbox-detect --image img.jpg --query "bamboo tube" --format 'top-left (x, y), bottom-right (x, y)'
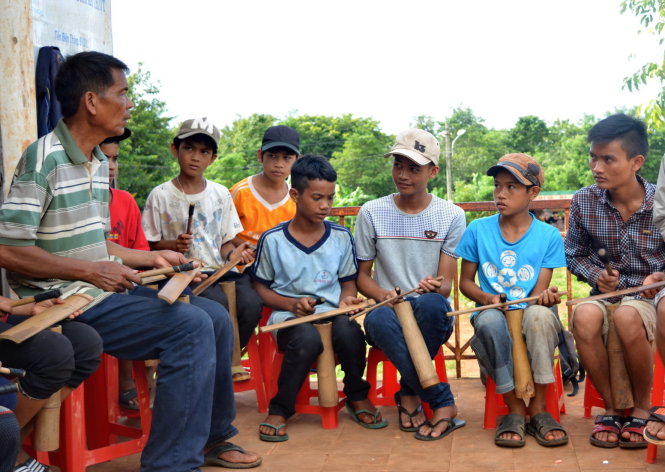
top-left (505, 308), bottom-right (535, 399)
top-left (191, 254), bottom-right (243, 296)
top-left (34, 325), bottom-right (61, 451)
top-left (606, 304), bottom-right (634, 409)
top-left (314, 321), bottom-right (339, 407)
top-left (157, 267), bottom-right (200, 304)
top-left (394, 298), bottom-right (439, 389)
top-left (221, 281), bottom-right (248, 380)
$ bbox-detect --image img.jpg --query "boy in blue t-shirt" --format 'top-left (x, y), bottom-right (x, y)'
top-left (250, 155), bottom-right (385, 442)
top-left (456, 153), bottom-right (568, 448)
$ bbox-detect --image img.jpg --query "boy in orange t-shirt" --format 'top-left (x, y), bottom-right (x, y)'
top-left (230, 125), bottom-right (300, 246)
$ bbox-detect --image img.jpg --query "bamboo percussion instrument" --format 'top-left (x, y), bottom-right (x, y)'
top-left (0, 366), bottom-right (26, 377)
top-left (349, 275), bottom-right (445, 321)
top-left (35, 325), bottom-right (61, 451)
top-left (0, 293), bottom-right (94, 343)
top-left (157, 264), bottom-right (201, 304)
top-left (448, 294), bottom-right (541, 317)
top-left (597, 247), bottom-right (615, 276)
top-left (393, 289), bottom-right (440, 389)
top-left (9, 288), bottom-right (62, 307)
top-left (140, 274), bottom-right (167, 285)
top-left (186, 203), bottom-right (195, 234)
top-left (221, 281), bottom-right (247, 381)
top-left (606, 304), bottom-right (634, 409)
top-left (191, 254), bottom-right (244, 296)
top-left (504, 306), bottom-right (535, 399)
top-left (260, 300), bottom-right (374, 333)
top-left (314, 321), bottom-right (339, 407)
top-left (565, 280), bottom-right (665, 306)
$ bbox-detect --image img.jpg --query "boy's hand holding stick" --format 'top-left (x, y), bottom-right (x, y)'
top-left (191, 253), bottom-right (245, 296)
top-left (9, 289), bottom-right (62, 307)
top-left (260, 299), bottom-right (374, 333)
top-left (448, 286), bottom-right (562, 317)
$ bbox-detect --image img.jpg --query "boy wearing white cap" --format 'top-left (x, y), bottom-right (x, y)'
top-left (355, 128), bottom-right (466, 440)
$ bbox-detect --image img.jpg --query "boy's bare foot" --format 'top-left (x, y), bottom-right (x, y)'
top-left (349, 398), bottom-right (384, 425)
top-left (398, 394), bottom-right (426, 430)
top-left (417, 405), bottom-right (457, 438)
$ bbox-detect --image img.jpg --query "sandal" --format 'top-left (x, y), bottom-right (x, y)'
top-left (394, 392), bottom-right (426, 432)
top-left (258, 422), bottom-right (288, 442)
top-left (204, 442), bottom-right (262, 469)
top-left (14, 457), bottom-right (50, 472)
top-left (590, 414), bottom-right (622, 448)
top-left (526, 412), bottom-right (568, 447)
top-left (414, 417), bottom-right (466, 441)
top-left (345, 402), bottom-right (388, 429)
top-left (645, 406), bottom-right (665, 445)
top-left (495, 413), bottom-right (526, 447)
top-left (119, 387), bottom-right (139, 411)
top-left (619, 416), bottom-right (648, 449)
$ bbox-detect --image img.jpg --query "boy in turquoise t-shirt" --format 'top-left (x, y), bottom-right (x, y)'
top-left (456, 153), bottom-right (568, 448)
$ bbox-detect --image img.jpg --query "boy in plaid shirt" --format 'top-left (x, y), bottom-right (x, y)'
top-left (565, 114), bottom-right (665, 449)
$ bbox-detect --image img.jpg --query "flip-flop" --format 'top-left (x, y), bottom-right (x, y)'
top-left (590, 415), bottom-right (622, 448)
top-left (619, 416), bottom-right (648, 449)
top-left (526, 411), bottom-right (568, 447)
top-left (119, 387), bottom-right (139, 411)
top-left (345, 402), bottom-right (388, 429)
top-left (258, 422), bottom-right (288, 442)
top-left (394, 392), bottom-right (426, 432)
top-left (414, 417), bottom-right (466, 441)
top-left (645, 406), bottom-right (665, 445)
top-left (204, 442), bottom-right (262, 469)
top-left (495, 413), bottom-right (526, 447)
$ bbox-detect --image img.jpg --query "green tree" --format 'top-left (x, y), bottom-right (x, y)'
top-left (621, 0), bottom-right (665, 127)
top-left (506, 115), bottom-right (550, 154)
top-left (121, 65), bottom-right (175, 208)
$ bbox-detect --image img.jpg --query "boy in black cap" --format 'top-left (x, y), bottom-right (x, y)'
top-left (230, 125), bottom-right (300, 247)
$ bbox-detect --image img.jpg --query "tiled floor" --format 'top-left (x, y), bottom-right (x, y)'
top-left (66, 377), bottom-right (665, 472)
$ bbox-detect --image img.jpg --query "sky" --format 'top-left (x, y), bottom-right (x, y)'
top-left (111, 0), bottom-right (663, 135)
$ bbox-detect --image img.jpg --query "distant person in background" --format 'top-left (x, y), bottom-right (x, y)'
top-left (230, 125), bottom-right (300, 247)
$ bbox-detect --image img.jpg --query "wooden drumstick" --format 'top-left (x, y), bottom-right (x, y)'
top-left (186, 203), bottom-right (195, 234)
top-left (314, 321), bottom-right (339, 407)
top-left (9, 289), bottom-right (62, 307)
top-left (606, 304), bottom-right (634, 409)
top-left (221, 281), bottom-right (247, 381)
top-left (393, 289), bottom-right (440, 389)
top-left (260, 300), bottom-right (374, 333)
top-left (0, 293), bottom-right (94, 343)
top-left (349, 275), bottom-right (445, 321)
top-left (566, 280), bottom-right (665, 306)
top-left (139, 261), bottom-right (197, 280)
top-left (191, 254), bottom-right (244, 296)
top-left (597, 247), bottom-right (615, 276)
top-left (0, 366), bottom-right (26, 377)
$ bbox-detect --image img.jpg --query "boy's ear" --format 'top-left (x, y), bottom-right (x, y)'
top-left (630, 154), bottom-right (645, 173)
top-left (428, 165), bottom-right (440, 179)
top-left (256, 150), bottom-right (263, 163)
top-left (528, 185), bottom-right (541, 200)
top-left (289, 187), bottom-right (299, 203)
top-left (210, 153), bottom-right (218, 164)
top-left (170, 142), bottom-right (179, 158)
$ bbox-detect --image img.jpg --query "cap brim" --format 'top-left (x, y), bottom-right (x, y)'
top-left (261, 141), bottom-right (300, 154)
top-left (384, 149), bottom-right (435, 166)
top-left (118, 128), bottom-right (132, 141)
top-left (486, 164), bottom-right (532, 186)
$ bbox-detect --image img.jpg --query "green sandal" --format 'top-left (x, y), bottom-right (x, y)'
top-left (258, 422), bottom-right (288, 442)
top-left (394, 392), bottom-right (426, 432)
top-left (345, 402), bottom-right (388, 429)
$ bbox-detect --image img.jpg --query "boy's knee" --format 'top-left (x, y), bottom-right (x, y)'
top-left (474, 310), bottom-right (506, 335)
top-left (288, 328), bottom-right (324, 359)
top-left (523, 306), bottom-right (557, 333)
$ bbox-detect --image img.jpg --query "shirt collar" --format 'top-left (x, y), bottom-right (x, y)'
top-left (599, 174), bottom-right (652, 214)
top-left (54, 119), bottom-right (108, 165)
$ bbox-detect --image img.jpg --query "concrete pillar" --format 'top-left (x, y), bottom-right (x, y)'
top-left (0, 0), bottom-right (36, 196)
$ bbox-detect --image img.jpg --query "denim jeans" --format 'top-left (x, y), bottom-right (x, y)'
top-left (470, 306), bottom-right (560, 394)
top-left (78, 286), bottom-right (235, 472)
top-left (364, 293), bottom-right (455, 410)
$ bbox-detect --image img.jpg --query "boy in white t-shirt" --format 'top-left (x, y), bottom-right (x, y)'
top-left (142, 118), bottom-right (262, 370)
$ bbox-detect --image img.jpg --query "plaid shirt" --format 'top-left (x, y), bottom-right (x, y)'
top-left (565, 175), bottom-right (665, 303)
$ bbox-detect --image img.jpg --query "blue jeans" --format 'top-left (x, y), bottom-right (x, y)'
top-left (364, 293), bottom-right (455, 410)
top-left (78, 286), bottom-right (235, 472)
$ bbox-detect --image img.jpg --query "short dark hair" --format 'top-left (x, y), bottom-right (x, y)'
top-left (291, 155), bottom-right (337, 192)
top-left (55, 51), bottom-right (129, 118)
top-left (587, 113), bottom-right (648, 158)
top-left (173, 134), bottom-right (218, 154)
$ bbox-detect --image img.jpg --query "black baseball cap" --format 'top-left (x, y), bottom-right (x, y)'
top-left (101, 128), bottom-right (132, 145)
top-left (261, 125), bottom-right (300, 154)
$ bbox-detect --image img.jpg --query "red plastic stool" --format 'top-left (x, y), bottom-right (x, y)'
top-left (583, 376), bottom-right (606, 419)
top-left (647, 351), bottom-right (664, 464)
top-left (366, 345), bottom-right (448, 417)
top-left (233, 330), bottom-right (268, 413)
top-left (483, 359), bottom-right (566, 429)
top-left (31, 354), bottom-right (151, 472)
top-left (258, 308), bottom-right (346, 428)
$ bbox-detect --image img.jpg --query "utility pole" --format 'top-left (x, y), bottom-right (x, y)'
top-left (443, 128), bottom-right (453, 201)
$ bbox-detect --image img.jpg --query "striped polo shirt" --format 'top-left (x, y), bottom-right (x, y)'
top-left (0, 119), bottom-right (112, 304)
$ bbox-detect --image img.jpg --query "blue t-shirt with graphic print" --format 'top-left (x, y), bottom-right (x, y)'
top-left (249, 220), bottom-right (358, 326)
top-left (455, 213), bottom-right (566, 313)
